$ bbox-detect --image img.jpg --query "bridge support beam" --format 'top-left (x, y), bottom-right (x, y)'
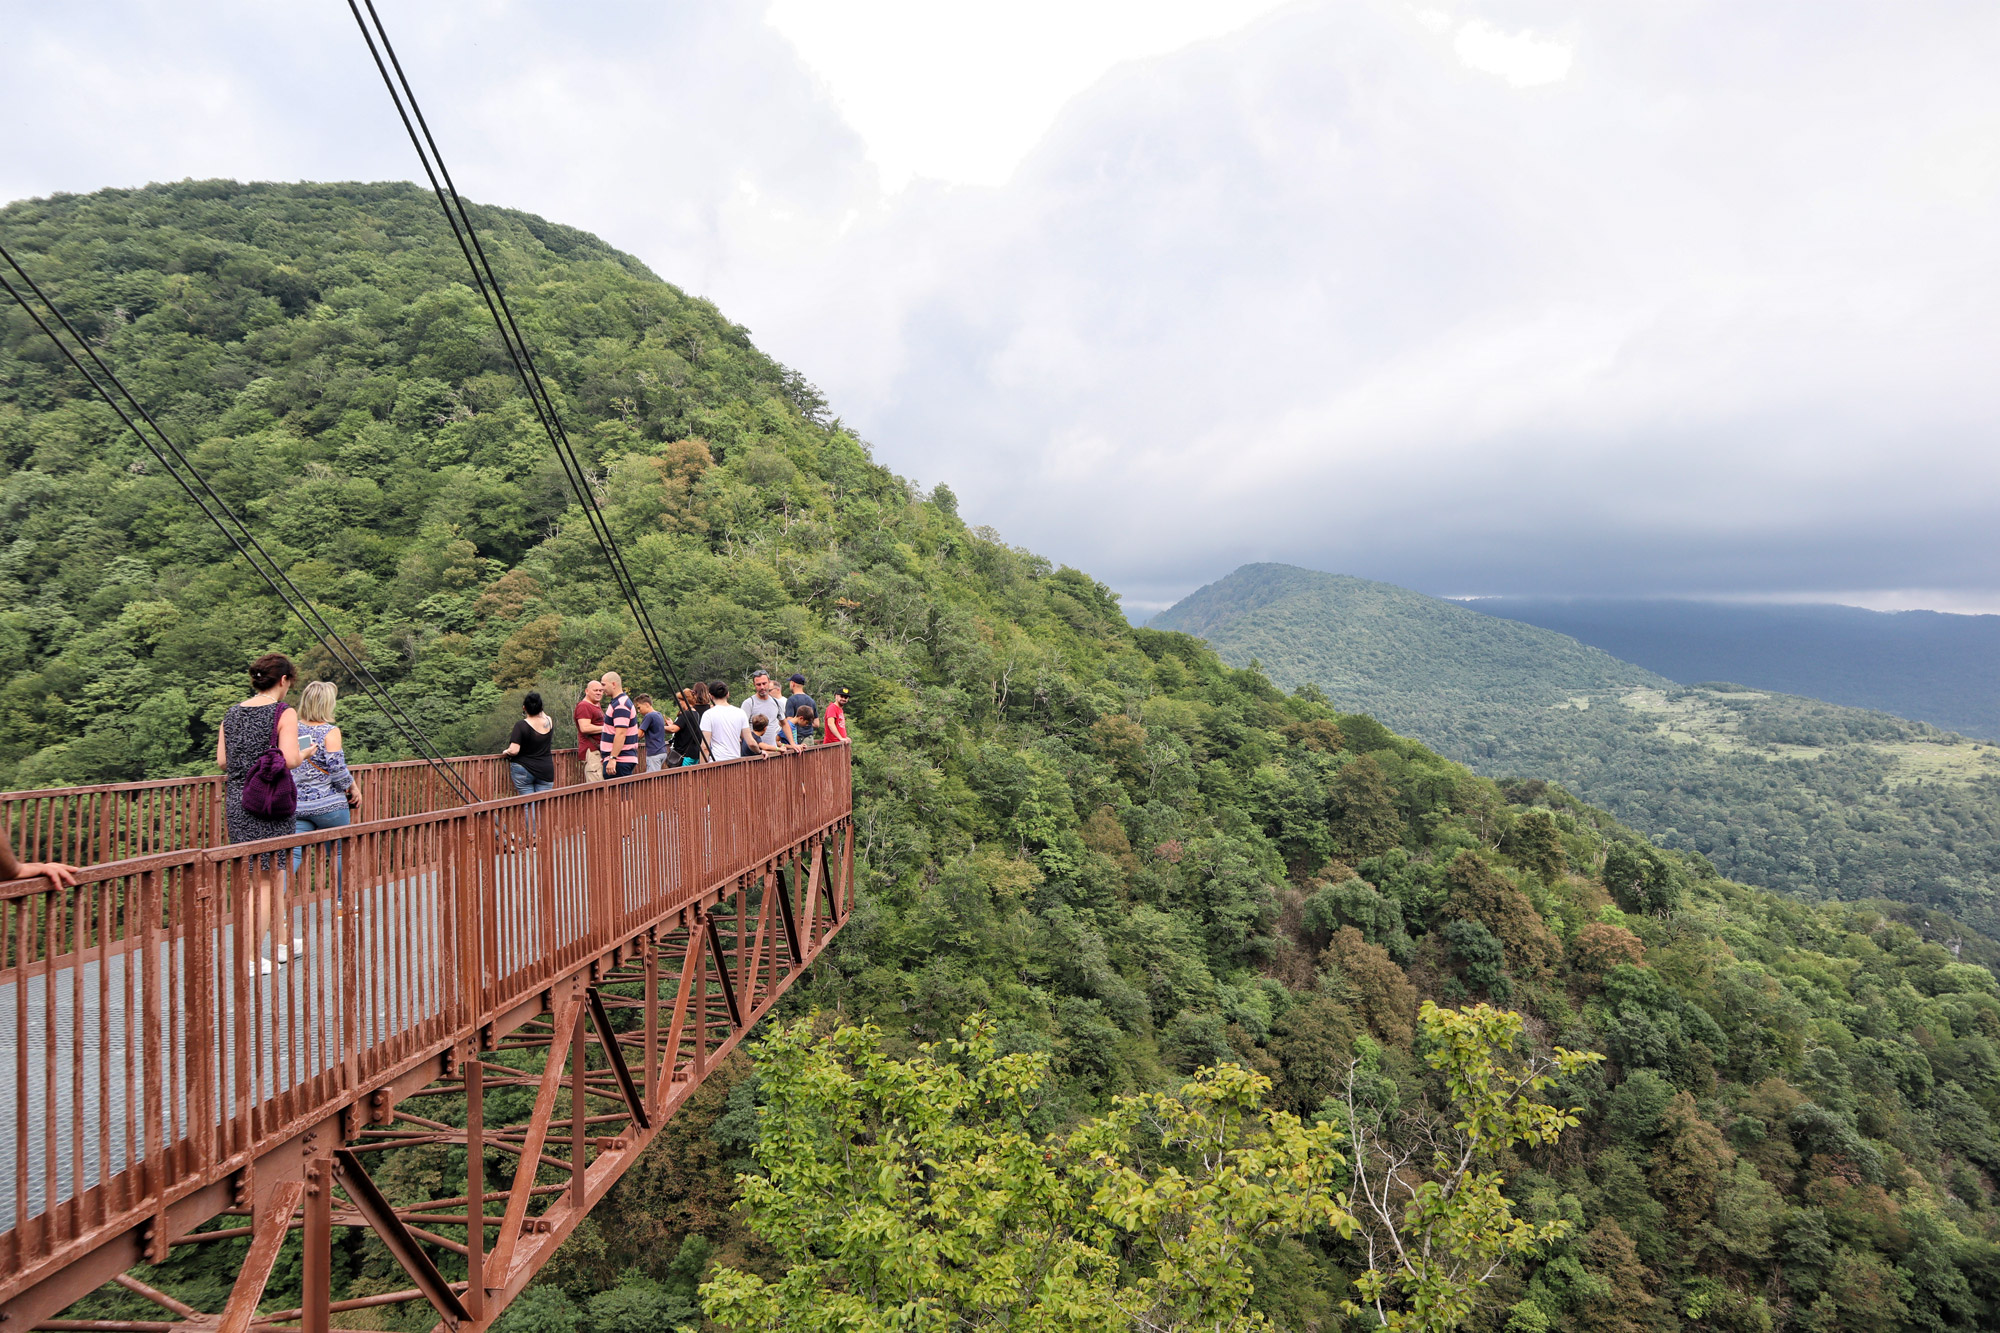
top-left (8, 808), bottom-right (854, 1333)
top-left (216, 1179), bottom-right (305, 1333)
top-left (334, 1150), bottom-right (471, 1329)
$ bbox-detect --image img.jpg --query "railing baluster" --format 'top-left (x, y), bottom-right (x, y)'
top-left (40, 881), bottom-right (60, 1250)
top-left (0, 743), bottom-right (853, 1316)
top-left (11, 898), bottom-right (28, 1267)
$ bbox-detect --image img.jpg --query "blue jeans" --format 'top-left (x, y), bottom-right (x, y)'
top-left (509, 764), bottom-right (556, 797)
top-left (292, 804), bottom-right (351, 897)
top-left (511, 765), bottom-right (555, 836)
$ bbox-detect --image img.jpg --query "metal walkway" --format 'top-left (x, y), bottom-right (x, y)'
top-left (0, 747), bottom-right (853, 1332)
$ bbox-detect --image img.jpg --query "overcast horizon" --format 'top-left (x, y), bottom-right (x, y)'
top-left (1152, 572), bottom-right (2000, 623)
top-left (6, 1), bottom-right (1998, 616)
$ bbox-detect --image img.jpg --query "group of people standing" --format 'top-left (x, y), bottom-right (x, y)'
top-left (1, 652), bottom-right (361, 971)
top-left (212, 654), bottom-right (854, 841)
top-left (703, 668), bottom-right (846, 762)
top-left (503, 667), bottom-right (848, 797)
top-left (2, 652), bottom-right (855, 968)
top-left (216, 653), bottom-right (359, 971)
top-left (220, 653), bottom-right (361, 842)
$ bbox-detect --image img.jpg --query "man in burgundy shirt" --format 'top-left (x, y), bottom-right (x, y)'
top-left (575, 679), bottom-right (607, 782)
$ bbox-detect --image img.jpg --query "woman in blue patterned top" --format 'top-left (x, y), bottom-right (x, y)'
top-left (291, 681), bottom-right (358, 887)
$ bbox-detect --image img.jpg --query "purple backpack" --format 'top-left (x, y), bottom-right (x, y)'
top-left (241, 702), bottom-right (297, 821)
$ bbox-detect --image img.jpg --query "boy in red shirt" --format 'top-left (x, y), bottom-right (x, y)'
top-left (822, 687), bottom-right (850, 744)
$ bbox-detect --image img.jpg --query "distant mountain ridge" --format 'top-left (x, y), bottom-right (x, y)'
top-left (1153, 563), bottom-right (2000, 929)
top-left (1155, 564), bottom-right (1671, 709)
top-left (1464, 596), bottom-right (2000, 742)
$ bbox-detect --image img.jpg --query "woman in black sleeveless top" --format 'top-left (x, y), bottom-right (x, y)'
top-left (504, 692), bottom-right (557, 793)
top-left (216, 653), bottom-right (302, 974)
top-left (502, 693), bottom-right (556, 841)
top-left (668, 682), bottom-right (711, 766)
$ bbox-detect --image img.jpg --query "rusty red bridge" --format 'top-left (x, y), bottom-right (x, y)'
top-left (0, 745), bottom-right (853, 1332)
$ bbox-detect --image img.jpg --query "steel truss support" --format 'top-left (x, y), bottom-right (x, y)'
top-left (22, 818), bottom-right (854, 1333)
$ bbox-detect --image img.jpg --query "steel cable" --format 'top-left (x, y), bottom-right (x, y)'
top-left (343, 0), bottom-right (686, 703)
top-left (0, 245), bottom-right (481, 806)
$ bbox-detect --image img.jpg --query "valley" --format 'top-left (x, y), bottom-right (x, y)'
top-left (1154, 564), bottom-right (2000, 933)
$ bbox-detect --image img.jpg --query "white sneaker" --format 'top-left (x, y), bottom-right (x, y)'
top-left (260, 955), bottom-right (277, 976)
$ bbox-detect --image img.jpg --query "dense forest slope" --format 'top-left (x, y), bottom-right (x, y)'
top-left (10, 184), bottom-right (2000, 1332)
top-left (1154, 565), bottom-right (2000, 935)
top-left (1467, 597), bottom-right (2000, 743)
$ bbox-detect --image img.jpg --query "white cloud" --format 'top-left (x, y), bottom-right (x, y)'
top-left (1451, 19), bottom-right (1572, 88)
top-left (763, 0), bottom-right (1296, 189)
top-left (1707, 591), bottom-right (2000, 616)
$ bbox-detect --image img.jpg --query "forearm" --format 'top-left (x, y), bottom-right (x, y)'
top-left (1, 838), bottom-right (75, 886)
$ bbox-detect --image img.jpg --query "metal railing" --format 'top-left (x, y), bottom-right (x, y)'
top-left (0, 744), bottom-right (852, 1315)
top-left (0, 750), bottom-right (595, 867)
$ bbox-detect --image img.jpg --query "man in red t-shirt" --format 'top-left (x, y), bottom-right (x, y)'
top-left (575, 679), bottom-right (607, 782)
top-left (822, 687), bottom-right (850, 744)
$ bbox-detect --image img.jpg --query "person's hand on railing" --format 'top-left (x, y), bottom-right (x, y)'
top-left (9, 860), bottom-right (78, 888)
top-left (2, 834), bottom-right (80, 887)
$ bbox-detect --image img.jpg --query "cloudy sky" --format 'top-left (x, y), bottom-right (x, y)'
top-left (5, 1), bottom-right (1998, 615)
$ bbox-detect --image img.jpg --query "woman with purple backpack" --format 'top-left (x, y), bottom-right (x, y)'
top-left (216, 652), bottom-right (303, 974)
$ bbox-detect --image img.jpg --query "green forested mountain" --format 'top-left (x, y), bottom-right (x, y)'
top-left (1154, 564), bottom-right (2000, 935)
top-left (1464, 597), bottom-right (2000, 744)
top-left (11, 184), bottom-right (2000, 1332)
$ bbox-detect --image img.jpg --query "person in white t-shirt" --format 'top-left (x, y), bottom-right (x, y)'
top-left (744, 668), bottom-right (785, 738)
top-left (699, 679), bottom-right (758, 761)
